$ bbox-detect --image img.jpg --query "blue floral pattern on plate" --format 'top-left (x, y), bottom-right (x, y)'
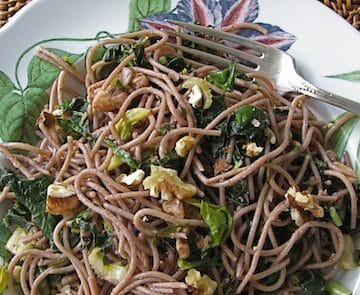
top-left (140, 0), bottom-right (296, 51)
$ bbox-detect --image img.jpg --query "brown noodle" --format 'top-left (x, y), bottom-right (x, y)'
top-left (0, 27), bottom-right (358, 295)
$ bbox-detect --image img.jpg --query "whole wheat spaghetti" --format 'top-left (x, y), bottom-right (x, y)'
top-left (0, 26), bottom-right (357, 295)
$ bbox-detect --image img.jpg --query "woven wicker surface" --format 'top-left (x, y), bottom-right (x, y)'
top-left (0, 0), bottom-right (31, 27)
top-left (322, 0), bottom-right (360, 29)
top-left (0, 0), bottom-right (359, 29)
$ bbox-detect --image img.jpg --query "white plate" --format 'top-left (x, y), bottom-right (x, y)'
top-left (1, 0), bottom-right (360, 292)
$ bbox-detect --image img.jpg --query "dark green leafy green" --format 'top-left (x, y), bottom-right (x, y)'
top-left (177, 254), bottom-right (219, 270)
top-left (221, 275), bottom-right (236, 295)
top-left (158, 151), bottom-right (181, 170)
top-left (12, 174), bottom-right (58, 240)
top-left (112, 79), bottom-right (128, 91)
top-left (98, 64), bottom-right (120, 80)
top-left (97, 41), bottom-right (147, 79)
top-left (56, 97), bottom-right (92, 140)
top-left (102, 44), bottom-right (128, 63)
top-left (206, 61), bottom-right (238, 92)
top-left (201, 104), bottom-right (269, 174)
top-left (176, 229), bottom-right (221, 271)
top-left (140, 150), bottom-right (181, 172)
top-left (0, 222), bottom-right (11, 261)
top-left (291, 270), bottom-right (326, 295)
top-left (113, 148), bottom-right (139, 170)
top-left (101, 39), bottom-right (148, 66)
top-left (71, 210), bottom-right (113, 251)
top-left (314, 157), bottom-right (327, 174)
top-left (128, 0), bottom-right (171, 32)
top-left (226, 180), bottom-right (249, 206)
top-left (3, 202), bottom-right (33, 230)
top-left (0, 167), bottom-right (14, 189)
top-left (203, 120), bottom-right (228, 162)
top-left (106, 140), bottom-right (139, 170)
top-left (159, 56), bottom-right (191, 73)
top-left (0, 168), bottom-right (58, 240)
top-left (195, 94), bottom-right (225, 128)
top-left (157, 123), bottom-right (175, 136)
top-left (287, 241), bottom-right (303, 265)
top-left (132, 42), bottom-right (147, 67)
top-left (228, 105), bottom-right (270, 139)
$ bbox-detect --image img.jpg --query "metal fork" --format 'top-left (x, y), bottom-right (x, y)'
top-left (166, 20), bottom-right (360, 115)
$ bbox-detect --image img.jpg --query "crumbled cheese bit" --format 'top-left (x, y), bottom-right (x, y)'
top-left (188, 84), bottom-right (203, 108)
top-left (251, 118), bottom-right (261, 127)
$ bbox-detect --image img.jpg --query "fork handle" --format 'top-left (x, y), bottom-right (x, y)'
top-left (290, 75), bottom-right (360, 115)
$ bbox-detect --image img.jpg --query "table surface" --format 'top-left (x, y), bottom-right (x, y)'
top-left (0, 0), bottom-right (359, 29)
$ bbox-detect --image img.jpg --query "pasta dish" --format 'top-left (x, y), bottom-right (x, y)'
top-left (0, 27), bottom-right (357, 295)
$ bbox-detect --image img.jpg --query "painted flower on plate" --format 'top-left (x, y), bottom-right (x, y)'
top-left (140, 0), bottom-right (296, 51)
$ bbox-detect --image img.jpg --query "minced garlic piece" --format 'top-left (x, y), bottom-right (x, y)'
top-left (188, 84), bottom-right (203, 108)
top-left (182, 79), bottom-right (213, 109)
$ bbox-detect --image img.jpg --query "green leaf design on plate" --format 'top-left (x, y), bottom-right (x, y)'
top-left (356, 143), bottom-right (360, 183)
top-left (128, 0), bottom-right (171, 32)
top-left (0, 47), bottom-right (83, 144)
top-left (328, 112), bottom-right (359, 159)
top-left (0, 88), bottom-right (48, 145)
top-left (326, 70), bottom-right (360, 83)
top-left (27, 48), bottom-right (83, 89)
top-left (0, 71), bottom-right (16, 98)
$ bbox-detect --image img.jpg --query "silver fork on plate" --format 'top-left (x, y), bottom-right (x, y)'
top-left (165, 20), bottom-right (360, 115)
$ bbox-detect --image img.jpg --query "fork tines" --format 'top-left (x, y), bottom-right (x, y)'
top-left (165, 20), bottom-right (271, 72)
